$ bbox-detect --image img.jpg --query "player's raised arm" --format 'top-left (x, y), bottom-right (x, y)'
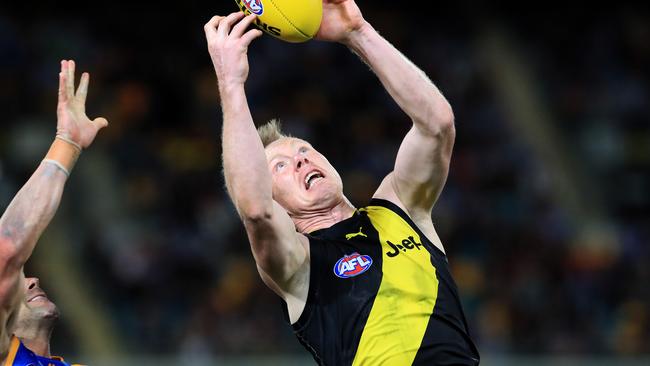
top-left (204, 14), bottom-right (309, 292)
top-left (317, 0), bottom-right (455, 216)
top-left (0, 60), bottom-right (107, 354)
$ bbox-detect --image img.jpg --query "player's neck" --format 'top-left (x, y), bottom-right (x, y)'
top-left (16, 323), bottom-right (53, 357)
top-left (293, 199), bottom-right (356, 233)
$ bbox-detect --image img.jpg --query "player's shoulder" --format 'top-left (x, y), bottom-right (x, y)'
top-left (0, 334), bottom-right (19, 363)
top-left (372, 172), bottom-right (435, 219)
top-left (372, 173), bottom-right (412, 211)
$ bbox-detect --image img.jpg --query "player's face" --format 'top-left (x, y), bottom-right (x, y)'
top-left (15, 277), bottom-right (59, 327)
top-left (266, 138), bottom-right (344, 216)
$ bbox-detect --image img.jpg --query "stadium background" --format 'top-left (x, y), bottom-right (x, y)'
top-left (0, 1), bottom-right (648, 365)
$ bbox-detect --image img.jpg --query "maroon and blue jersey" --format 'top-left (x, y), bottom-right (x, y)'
top-left (3, 337), bottom-right (83, 366)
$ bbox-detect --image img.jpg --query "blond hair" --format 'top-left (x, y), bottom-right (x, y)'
top-left (257, 119), bottom-right (291, 147)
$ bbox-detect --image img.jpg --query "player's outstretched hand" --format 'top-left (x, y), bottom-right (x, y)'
top-left (316, 0), bottom-right (366, 44)
top-left (56, 60), bottom-right (108, 149)
top-left (205, 12), bottom-right (263, 87)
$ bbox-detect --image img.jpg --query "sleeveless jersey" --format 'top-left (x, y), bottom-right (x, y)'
top-left (286, 199), bottom-right (480, 365)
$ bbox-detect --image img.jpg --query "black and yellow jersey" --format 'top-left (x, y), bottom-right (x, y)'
top-left (285, 199), bottom-right (480, 365)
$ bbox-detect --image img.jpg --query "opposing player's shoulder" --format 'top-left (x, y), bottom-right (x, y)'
top-left (0, 334), bottom-right (18, 364)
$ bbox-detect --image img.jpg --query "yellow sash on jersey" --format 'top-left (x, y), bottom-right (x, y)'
top-left (352, 206), bottom-right (439, 365)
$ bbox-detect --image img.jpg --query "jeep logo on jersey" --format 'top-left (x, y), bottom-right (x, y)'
top-left (386, 236), bottom-right (424, 258)
top-left (242, 0), bottom-right (264, 15)
top-left (334, 253), bottom-right (373, 278)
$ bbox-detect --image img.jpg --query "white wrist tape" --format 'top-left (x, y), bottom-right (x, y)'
top-left (55, 135), bottom-right (82, 152)
top-left (42, 159), bottom-right (70, 177)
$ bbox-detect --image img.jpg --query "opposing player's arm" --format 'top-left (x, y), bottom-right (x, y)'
top-left (0, 60), bottom-right (107, 354)
top-left (205, 14), bottom-right (308, 293)
top-left (0, 162), bottom-right (69, 349)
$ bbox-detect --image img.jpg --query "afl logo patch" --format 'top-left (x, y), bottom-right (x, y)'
top-left (242, 0), bottom-right (264, 15)
top-left (334, 253), bottom-right (373, 278)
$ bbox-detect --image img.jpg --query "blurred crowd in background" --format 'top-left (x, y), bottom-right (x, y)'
top-left (0, 0), bottom-right (648, 361)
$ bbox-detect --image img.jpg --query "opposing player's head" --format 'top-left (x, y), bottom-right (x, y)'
top-left (12, 277), bottom-right (59, 337)
top-left (260, 120), bottom-right (345, 219)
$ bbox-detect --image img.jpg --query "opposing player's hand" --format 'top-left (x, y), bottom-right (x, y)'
top-left (205, 13), bottom-right (263, 87)
top-left (56, 60), bottom-right (108, 149)
top-left (316, 0), bottom-right (366, 44)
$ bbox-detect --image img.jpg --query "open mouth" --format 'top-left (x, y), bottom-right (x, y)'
top-left (304, 170), bottom-right (324, 190)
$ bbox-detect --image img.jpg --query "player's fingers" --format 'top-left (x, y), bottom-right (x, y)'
top-left (204, 15), bottom-right (223, 38)
top-left (230, 13), bottom-right (257, 39)
top-left (65, 60), bottom-right (75, 100)
top-left (93, 117), bottom-right (109, 130)
top-left (58, 61), bottom-right (68, 104)
top-left (217, 12), bottom-right (246, 38)
top-left (241, 29), bottom-right (263, 47)
top-left (76, 72), bottom-right (89, 105)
